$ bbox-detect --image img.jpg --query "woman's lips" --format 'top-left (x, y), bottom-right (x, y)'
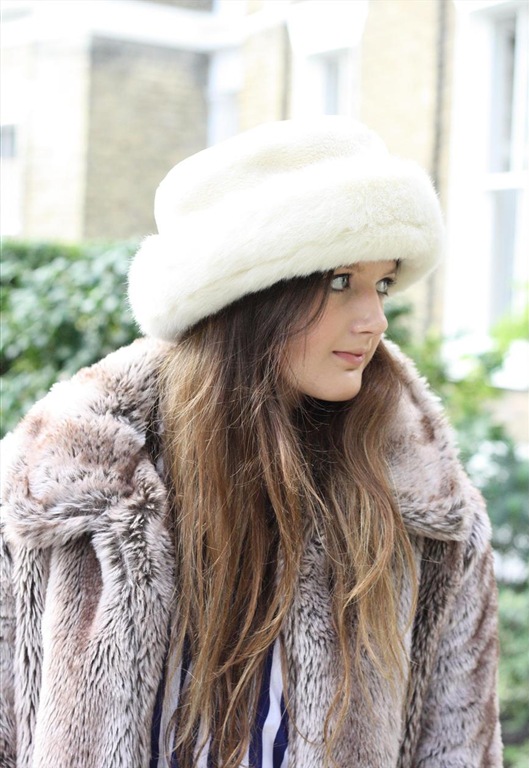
top-left (333, 351), bottom-right (366, 365)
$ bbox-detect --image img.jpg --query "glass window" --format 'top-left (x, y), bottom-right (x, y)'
top-left (486, 6), bottom-right (528, 325)
top-left (0, 124), bottom-right (17, 159)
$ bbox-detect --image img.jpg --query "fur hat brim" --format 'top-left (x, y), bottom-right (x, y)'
top-left (128, 118), bottom-right (443, 340)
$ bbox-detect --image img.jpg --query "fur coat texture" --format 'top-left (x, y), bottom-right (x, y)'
top-left (1, 338), bottom-right (502, 768)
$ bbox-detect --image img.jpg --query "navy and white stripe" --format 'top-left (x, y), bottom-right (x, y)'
top-left (150, 640), bottom-right (288, 768)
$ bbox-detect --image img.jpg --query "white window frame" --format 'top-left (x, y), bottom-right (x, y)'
top-left (208, 47), bottom-right (242, 146)
top-left (287, 0), bottom-right (368, 118)
top-left (445, 0), bottom-right (528, 352)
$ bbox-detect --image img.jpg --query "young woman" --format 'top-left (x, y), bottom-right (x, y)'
top-left (1, 118), bottom-right (502, 768)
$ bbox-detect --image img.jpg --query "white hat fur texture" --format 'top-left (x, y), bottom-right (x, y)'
top-left (128, 117), bottom-right (444, 341)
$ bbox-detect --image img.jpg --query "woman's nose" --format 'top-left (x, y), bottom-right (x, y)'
top-left (349, 292), bottom-right (388, 335)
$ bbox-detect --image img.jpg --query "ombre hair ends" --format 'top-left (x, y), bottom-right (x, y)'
top-left (159, 273), bottom-right (416, 767)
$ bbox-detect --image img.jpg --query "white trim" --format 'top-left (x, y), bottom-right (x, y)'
top-left (511, 6), bottom-right (529, 172)
top-left (0, 0), bottom-right (295, 53)
top-left (0, 0), bottom-right (235, 52)
top-left (287, 0), bottom-right (368, 56)
top-left (482, 171), bottom-right (528, 190)
top-left (207, 47), bottom-right (242, 145)
top-left (453, 0), bottom-right (525, 15)
top-left (287, 1), bottom-right (367, 119)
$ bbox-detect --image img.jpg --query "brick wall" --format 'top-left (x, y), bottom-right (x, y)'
top-left (360, 0), bottom-right (454, 336)
top-left (240, 25), bottom-right (290, 129)
top-left (84, 37), bottom-right (208, 240)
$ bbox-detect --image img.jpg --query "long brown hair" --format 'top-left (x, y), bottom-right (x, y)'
top-left (159, 272), bottom-right (416, 767)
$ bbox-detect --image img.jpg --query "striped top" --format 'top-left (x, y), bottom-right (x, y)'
top-left (150, 640), bottom-right (289, 768)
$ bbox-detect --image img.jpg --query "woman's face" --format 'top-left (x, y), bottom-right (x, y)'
top-left (285, 260), bottom-right (397, 402)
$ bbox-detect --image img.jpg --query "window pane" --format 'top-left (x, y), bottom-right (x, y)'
top-left (490, 17), bottom-right (515, 173)
top-left (490, 187), bottom-right (518, 324)
top-left (0, 125), bottom-right (17, 159)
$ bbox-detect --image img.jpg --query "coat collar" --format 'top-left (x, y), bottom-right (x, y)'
top-left (1, 338), bottom-right (479, 549)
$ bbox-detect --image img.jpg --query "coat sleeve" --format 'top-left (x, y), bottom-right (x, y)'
top-left (414, 519), bottom-right (503, 767)
top-left (0, 530), bottom-right (16, 768)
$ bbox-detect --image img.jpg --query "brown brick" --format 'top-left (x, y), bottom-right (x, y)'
top-left (84, 37), bottom-right (208, 240)
top-left (240, 24), bottom-right (290, 128)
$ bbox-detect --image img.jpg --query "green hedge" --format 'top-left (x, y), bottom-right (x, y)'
top-left (1, 240), bottom-right (139, 435)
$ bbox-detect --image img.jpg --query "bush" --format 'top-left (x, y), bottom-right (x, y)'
top-left (1, 240), bottom-right (139, 435)
top-left (498, 585), bottom-right (529, 760)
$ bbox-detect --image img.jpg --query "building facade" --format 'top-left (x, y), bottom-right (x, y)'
top-left (1, 0), bottom-right (212, 240)
top-left (1, 0), bottom-right (527, 435)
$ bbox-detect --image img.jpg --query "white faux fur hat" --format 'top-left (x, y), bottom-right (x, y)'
top-left (128, 117), bottom-right (443, 340)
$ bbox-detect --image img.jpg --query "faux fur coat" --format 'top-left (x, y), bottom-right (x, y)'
top-left (0, 338), bottom-right (502, 768)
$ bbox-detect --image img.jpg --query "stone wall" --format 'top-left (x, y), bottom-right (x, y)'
top-left (240, 24), bottom-right (290, 129)
top-left (359, 0), bottom-right (455, 336)
top-left (84, 37), bottom-right (208, 239)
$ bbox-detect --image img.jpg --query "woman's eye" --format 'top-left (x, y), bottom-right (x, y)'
top-left (330, 274), bottom-right (350, 292)
top-left (376, 277), bottom-right (396, 297)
